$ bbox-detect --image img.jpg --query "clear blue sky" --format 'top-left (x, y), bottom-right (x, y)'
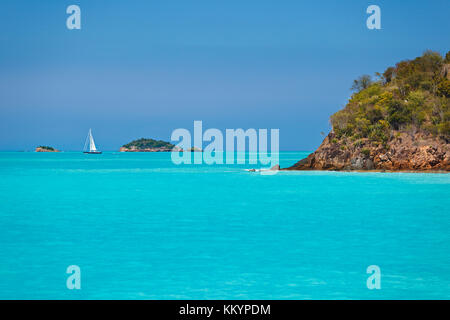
top-left (0, 0), bottom-right (449, 151)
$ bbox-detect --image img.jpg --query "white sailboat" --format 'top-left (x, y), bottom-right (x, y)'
top-left (83, 129), bottom-right (102, 154)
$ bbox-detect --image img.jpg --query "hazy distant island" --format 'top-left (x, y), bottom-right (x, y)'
top-left (119, 138), bottom-right (178, 152)
top-left (286, 50), bottom-right (450, 172)
top-left (35, 146), bottom-right (60, 152)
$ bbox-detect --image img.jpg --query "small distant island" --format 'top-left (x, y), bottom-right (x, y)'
top-left (286, 50), bottom-right (450, 172)
top-left (35, 146), bottom-right (60, 152)
top-left (119, 138), bottom-right (177, 152)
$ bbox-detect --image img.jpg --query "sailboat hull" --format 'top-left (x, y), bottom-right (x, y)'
top-left (83, 151), bottom-right (102, 154)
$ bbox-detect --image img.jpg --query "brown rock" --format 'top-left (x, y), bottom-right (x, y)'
top-left (285, 131), bottom-right (449, 172)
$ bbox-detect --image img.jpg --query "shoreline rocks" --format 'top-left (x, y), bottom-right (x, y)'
top-left (284, 130), bottom-right (449, 172)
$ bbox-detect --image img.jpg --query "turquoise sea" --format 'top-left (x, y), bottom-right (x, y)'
top-left (0, 151), bottom-right (449, 299)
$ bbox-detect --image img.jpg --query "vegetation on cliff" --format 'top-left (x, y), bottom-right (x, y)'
top-left (122, 138), bottom-right (174, 150)
top-left (330, 50), bottom-right (450, 147)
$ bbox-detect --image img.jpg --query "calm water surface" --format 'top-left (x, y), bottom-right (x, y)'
top-left (0, 152), bottom-right (448, 299)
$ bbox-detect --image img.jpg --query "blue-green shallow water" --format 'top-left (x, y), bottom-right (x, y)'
top-left (0, 152), bottom-right (449, 299)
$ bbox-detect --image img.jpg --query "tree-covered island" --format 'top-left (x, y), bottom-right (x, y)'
top-left (119, 138), bottom-right (176, 152)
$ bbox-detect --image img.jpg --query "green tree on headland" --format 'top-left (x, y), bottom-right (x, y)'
top-left (331, 50), bottom-right (450, 144)
top-left (351, 74), bottom-right (373, 92)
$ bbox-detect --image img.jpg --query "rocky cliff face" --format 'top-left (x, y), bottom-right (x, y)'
top-left (286, 131), bottom-right (449, 171)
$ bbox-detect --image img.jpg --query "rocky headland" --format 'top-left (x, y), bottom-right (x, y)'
top-left (285, 50), bottom-right (450, 172)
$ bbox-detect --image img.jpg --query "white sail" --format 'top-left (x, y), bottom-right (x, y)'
top-left (89, 129), bottom-right (97, 152)
top-left (84, 129), bottom-right (100, 153)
